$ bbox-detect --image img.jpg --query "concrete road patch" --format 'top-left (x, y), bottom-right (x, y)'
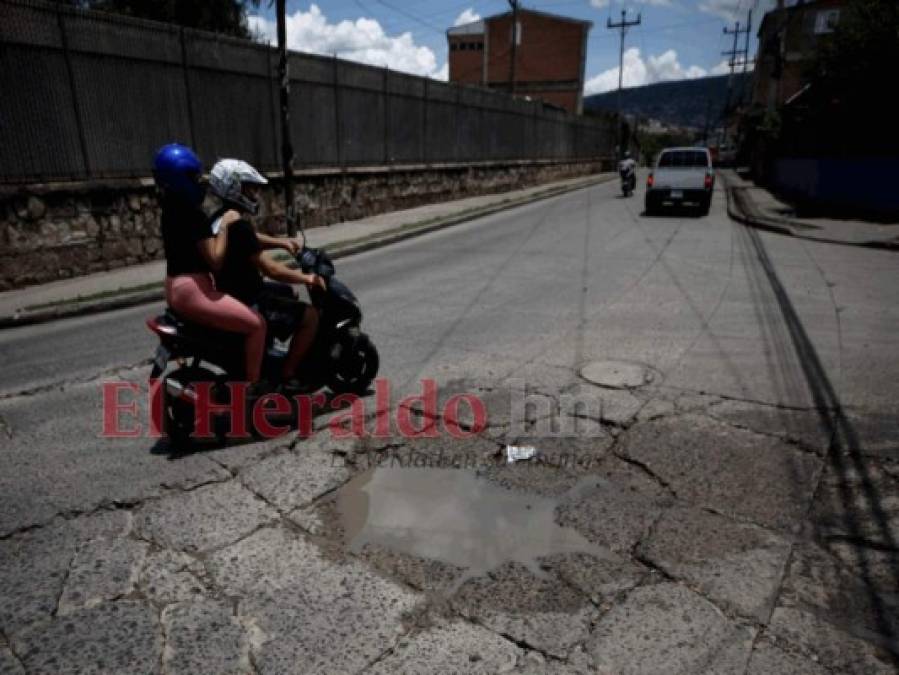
top-left (619, 414), bottom-right (822, 532)
top-left (744, 639), bottom-right (830, 675)
top-left (162, 600), bottom-right (251, 675)
top-left (12, 601), bottom-right (161, 675)
top-left (58, 537), bottom-right (148, 615)
top-left (239, 447), bottom-right (350, 512)
top-left (452, 562), bottom-right (597, 659)
top-left (588, 582), bottom-right (756, 675)
top-left (368, 621), bottom-right (521, 674)
top-left (134, 480), bottom-right (278, 553)
top-left (207, 526), bottom-right (419, 674)
top-left (636, 505), bottom-right (792, 622)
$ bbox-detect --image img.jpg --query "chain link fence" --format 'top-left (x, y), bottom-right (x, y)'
top-left (0, 0), bottom-right (615, 184)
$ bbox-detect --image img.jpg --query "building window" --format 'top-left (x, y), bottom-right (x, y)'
top-left (511, 21), bottom-right (522, 45)
top-left (814, 9), bottom-right (840, 34)
top-left (450, 43), bottom-right (457, 51)
top-left (477, 42), bottom-right (484, 50)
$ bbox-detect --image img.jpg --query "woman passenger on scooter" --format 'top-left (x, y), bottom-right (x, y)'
top-left (153, 144), bottom-right (267, 390)
top-left (207, 158), bottom-right (325, 391)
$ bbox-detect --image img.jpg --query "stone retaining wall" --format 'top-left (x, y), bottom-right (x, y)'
top-left (0, 159), bottom-right (607, 290)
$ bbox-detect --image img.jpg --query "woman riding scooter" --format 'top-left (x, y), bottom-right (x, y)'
top-left (207, 158), bottom-right (325, 391)
top-left (153, 144), bottom-right (268, 393)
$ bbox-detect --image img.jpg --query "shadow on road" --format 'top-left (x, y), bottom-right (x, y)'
top-left (743, 224), bottom-right (899, 663)
top-left (641, 206), bottom-right (709, 219)
top-left (149, 389), bottom-right (365, 460)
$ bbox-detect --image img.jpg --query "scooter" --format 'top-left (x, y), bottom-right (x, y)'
top-left (146, 232), bottom-right (379, 444)
top-left (619, 164), bottom-right (636, 197)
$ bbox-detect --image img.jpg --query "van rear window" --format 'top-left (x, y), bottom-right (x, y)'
top-left (658, 151), bottom-right (709, 168)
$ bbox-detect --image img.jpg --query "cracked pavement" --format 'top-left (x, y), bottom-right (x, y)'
top-left (1, 179), bottom-right (898, 673)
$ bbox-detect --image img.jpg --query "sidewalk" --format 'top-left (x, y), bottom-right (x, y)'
top-left (721, 169), bottom-right (899, 250)
top-left (0, 172), bottom-right (614, 328)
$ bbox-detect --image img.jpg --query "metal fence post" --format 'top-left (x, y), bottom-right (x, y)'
top-left (333, 54), bottom-right (342, 166)
top-left (267, 49), bottom-right (280, 170)
top-left (383, 66), bottom-right (390, 165)
top-left (179, 27), bottom-right (197, 149)
top-left (56, 10), bottom-right (91, 177)
top-left (422, 78), bottom-right (428, 165)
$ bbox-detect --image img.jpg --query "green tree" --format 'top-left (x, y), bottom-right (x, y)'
top-left (805, 0), bottom-right (899, 154)
top-left (812, 0), bottom-right (899, 105)
top-left (50, 0), bottom-right (263, 38)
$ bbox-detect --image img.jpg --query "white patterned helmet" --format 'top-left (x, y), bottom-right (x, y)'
top-left (208, 158), bottom-right (268, 215)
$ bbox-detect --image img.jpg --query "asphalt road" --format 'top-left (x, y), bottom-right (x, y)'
top-left (2, 177), bottom-right (899, 673)
top-left (3, 177), bottom-right (897, 408)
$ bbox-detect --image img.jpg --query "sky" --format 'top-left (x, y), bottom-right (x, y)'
top-left (247, 0), bottom-right (780, 95)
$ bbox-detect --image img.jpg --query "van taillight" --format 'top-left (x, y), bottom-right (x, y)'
top-left (704, 173), bottom-right (713, 189)
top-left (647, 173), bottom-right (654, 188)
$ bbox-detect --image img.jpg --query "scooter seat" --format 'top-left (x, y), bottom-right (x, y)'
top-left (163, 308), bottom-right (243, 343)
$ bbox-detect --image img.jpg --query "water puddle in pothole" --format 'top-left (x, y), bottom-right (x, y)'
top-left (337, 467), bottom-right (610, 589)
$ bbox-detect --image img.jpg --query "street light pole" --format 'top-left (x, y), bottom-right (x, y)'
top-left (276, 0), bottom-right (296, 237)
top-left (607, 9), bottom-right (641, 157)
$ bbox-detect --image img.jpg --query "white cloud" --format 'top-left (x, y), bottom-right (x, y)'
top-left (432, 62), bottom-right (449, 81)
top-left (248, 4), bottom-right (447, 80)
top-left (698, 0), bottom-right (779, 22)
top-left (709, 58), bottom-right (755, 76)
top-left (454, 8), bottom-right (481, 26)
top-left (590, 0), bottom-right (672, 7)
top-left (584, 47), bottom-right (710, 95)
top-left (710, 59), bottom-right (732, 75)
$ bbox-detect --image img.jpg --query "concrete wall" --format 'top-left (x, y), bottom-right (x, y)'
top-left (0, 159), bottom-right (607, 290)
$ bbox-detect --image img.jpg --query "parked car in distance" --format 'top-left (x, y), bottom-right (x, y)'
top-left (645, 147), bottom-right (715, 216)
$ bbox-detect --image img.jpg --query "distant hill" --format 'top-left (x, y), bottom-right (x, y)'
top-left (584, 73), bottom-right (751, 130)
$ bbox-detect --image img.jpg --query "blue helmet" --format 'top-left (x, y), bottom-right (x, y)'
top-left (152, 143), bottom-right (205, 206)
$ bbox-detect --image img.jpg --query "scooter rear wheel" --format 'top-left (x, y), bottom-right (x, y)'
top-left (328, 334), bottom-right (379, 395)
top-left (163, 366), bottom-right (225, 449)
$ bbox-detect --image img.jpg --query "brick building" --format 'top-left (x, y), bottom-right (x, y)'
top-left (447, 9), bottom-right (591, 114)
top-left (751, 0), bottom-right (844, 110)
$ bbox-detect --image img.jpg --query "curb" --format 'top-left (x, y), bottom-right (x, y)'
top-left (721, 173), bottom-right (899, 252)
top-left (0, 173), bottom-right (615, 330)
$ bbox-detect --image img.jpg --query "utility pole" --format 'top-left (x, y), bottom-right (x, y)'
top-left (508, 0), bottom-right (519, 96)
top-left (741, 10), bottom-right (752, 75)
top-left (607, 8), bottom-right (641, 156)
top-left (721, 14), bottom-right (751, 121)
top-left (276, 0), bottom-right (296, 237)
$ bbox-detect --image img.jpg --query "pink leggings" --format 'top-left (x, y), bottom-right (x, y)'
top-left (165, 273), bottom-right (265, 382)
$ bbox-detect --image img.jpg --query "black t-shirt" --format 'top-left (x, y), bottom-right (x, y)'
top-left (161, 194), bottom-right (213, 276)
top-left (215, 217), bottom-right (264, 306)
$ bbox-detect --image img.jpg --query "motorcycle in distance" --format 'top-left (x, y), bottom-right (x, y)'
top-left (619, 162), bottom-right (636, 197)
top-left (146, 231), bottom-right (379, 445)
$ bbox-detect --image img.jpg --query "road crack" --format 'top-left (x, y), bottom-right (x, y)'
top-left (0, 358), bottom-right (151, 401)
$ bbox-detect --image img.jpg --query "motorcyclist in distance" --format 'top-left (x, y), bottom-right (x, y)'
top-left (618, 150), bottom-right (637, 195)
top-left (208, 159), bottom-right (325, 391)
top-left (618, 150), bottom-right (637, 175)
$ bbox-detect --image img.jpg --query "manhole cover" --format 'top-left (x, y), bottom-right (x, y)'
top-left (579, 360), bottom-right (655, 389)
